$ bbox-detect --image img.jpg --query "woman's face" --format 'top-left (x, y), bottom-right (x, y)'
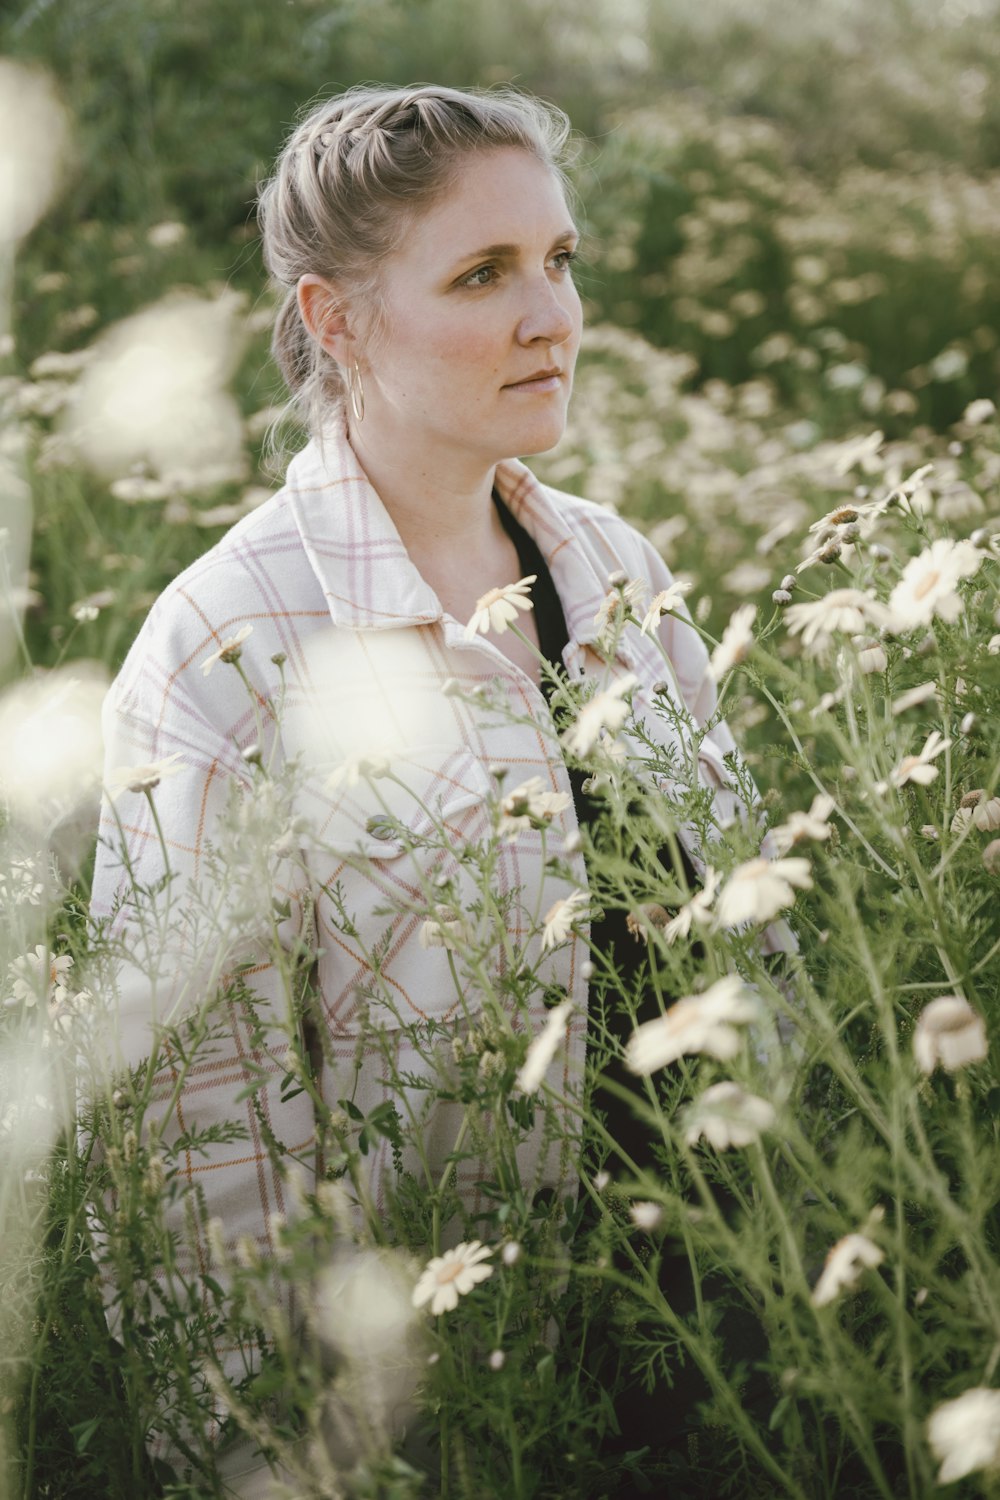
top-left (355, 147), bottom-right (583, 465)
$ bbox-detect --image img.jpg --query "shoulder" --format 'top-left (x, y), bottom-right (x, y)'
top-left (105, 475), bottom-right (323, 738)
top-left (535, 477), bottom-right (679, 587)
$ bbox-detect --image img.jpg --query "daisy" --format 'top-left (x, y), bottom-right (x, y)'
top-left (628, 1201), bottom-right (664, 1232)
top-left (684, 1082), bottom-right (776, 1150)
top-left (106, 752), bottom-right (185, 799)
top-left (852, 635), bottom-right (887, 674)
top-left (927, 1388), bottom-right (1000, 1484)
top-left (593, 579), bottom-right (646, 643)
top-left (708, 604), bottom-right (756, 681)
top-left (876, 730), bottom-right (951, 793)
top-left (201, 624), bottom-right (253, 676)
top-left (951, 790), bottom-right (1000, 834)
top-left (540, 889), bottom-right (589, 953)
top-left (411, 1240), bottom-right (494, 1315)
top-left (497, 777), bottom-right (572, 841)
top-left (887, 537), bottom-right (982, 632)
top-left (769, 795), bottom-right (836, 856)
top-left (515, 998), bottom-right (573, 1094)
top-left (912, 995), bottom-right (988, 1075)
top-left (784, 589), bottom-right (892, 654)
top-left (662, 866), bottom-right (720, 943)
top-left (890, 681), bottom-right (937, 715)
top-left (561, 674), bottom-right (638, 758)
top-left (418, 905), bottom-right (474, 952)
top-left (625, 975), bottom-right (759, 1075)
top-left (810, 1231), bottom-right (884, 1307)
top-left (327, 753), bottom-right (390, 792)
top-left (8, 945), bottom-right (74, 1008)
top-left (464, 576), bottom-right (536, 640)
top-left (639, 581), bottom-right (693, 636)
top-left (963, 398), bottom-right (997, 426)
top-left (715, 856), bottom-right (813, 927)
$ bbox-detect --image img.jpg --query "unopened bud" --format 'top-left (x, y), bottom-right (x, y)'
top-left (772, 589), bottom-right (792, 606)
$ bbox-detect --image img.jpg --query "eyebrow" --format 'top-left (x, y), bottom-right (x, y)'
top-left (450, 228), bottom-right (579, 270)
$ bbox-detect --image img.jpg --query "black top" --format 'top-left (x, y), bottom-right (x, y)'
top-left (492, 490), bottom-right (701, 1172)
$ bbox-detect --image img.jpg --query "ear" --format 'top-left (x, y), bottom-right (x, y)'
top-left (296, 274), bottom-right (355, 366)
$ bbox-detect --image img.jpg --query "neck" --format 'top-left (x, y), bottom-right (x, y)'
top-left (346, 414), bottom-right (507, 563)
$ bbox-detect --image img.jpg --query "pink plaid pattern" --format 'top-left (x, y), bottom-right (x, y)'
top-left (90, 415), bottom-right (789, 1483)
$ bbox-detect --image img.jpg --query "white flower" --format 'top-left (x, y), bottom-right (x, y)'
top-left (629, 1202), bottom-right (663, 1232)
top-left (951, 790), bottom-right (1000, 834)
top-left (593, 579), bottom-right (646, 644)
top-left (876, 730), bottom-right (951, 793)
top-left (500, 1241), bottom-right (522, 1267)
top-left (418, 905), bottom-right (473, 952)
top-left (540, 889), bottom-right (589, 952)
top-left (684, 1082), bottom-right (776, 1149)
top-left (913, 995), bottom-right (988, 1075)
top-left (561, 674), bottom-right (638, 758)
top-left (769, 795), bottom-right (836, 856)
top-left (106, 752), bottom-right (184, 799)
top-left (146, 219), bottom-right (188, 249)
top-left (497, 776), bottom-right (572, 841)
top-left (72, 603), bottom-right (100, 623)
top-left (715, 856), bottom-right (813, 927)
top-left (990, 634), bottom-right (1000, 655)
top-left (412, 1241), bottom-right (494, 1315)
top-left (927, 1387), bottom-right (1000, 1484)
top-left (0, 858), bottom-right (44, 909)
top-left (963, 398), bottom-right (997, 426)
top-left (811, 1232), bottom-right (884, 1307)
top-left (887, 538), bottom-right (982, 632)
top-left (784, 589), bottom-right (892, 654)
top-left (852, 635), bottom-right (887, 674)
top-left (464, 576), bottom-right (536, 640)
top-left (201, 624), bottom-right (253, 675)
top-left (639, 581), bottom-right (693, 636)
top-left (709, 604), bottom-right (756, 681)
top-left (890, 681), bottom-right (938, 715)
top-left (515, 998), bottom-right (573, 1094)
top-left (662, 867), bottom-right (720, 943)
top-left (326, 753), bottom-right (390, 791)
top-left (625, 975), bottom-right (759, 1074)
top-left (8, 945), bottom-right (73, 1008)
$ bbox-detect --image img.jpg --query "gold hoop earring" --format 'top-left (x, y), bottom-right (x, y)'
top-left (347, 357), bottom-right (365, 423)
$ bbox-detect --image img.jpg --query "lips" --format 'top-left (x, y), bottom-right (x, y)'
top-left (504, 367), bottom-right (562, 387)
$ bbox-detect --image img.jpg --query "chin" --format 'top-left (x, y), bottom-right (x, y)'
top-left (509, 414), bottom-right (569, 459)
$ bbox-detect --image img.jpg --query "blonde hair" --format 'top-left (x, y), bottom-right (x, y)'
top-left (257, 82), bottom-right (579, 437)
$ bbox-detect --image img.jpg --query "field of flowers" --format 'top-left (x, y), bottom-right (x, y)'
top-left (1, 2), bottom-right (999, 1497)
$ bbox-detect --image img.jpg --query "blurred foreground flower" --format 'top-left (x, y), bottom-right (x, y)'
top-left (950, 790), bottom-right (1000, 834)
top-left (784, 589), bottom-right (891, 654)
top-left (625, 974), bottom-right (758, 1073)
top-left (685, 1081), bottom-right (776, 1149)
top-left (715, 856), bottom-right (813, 926)
top-left (709, 604), bottom-right (756, 681)
top-left (912, 996), bottom-right (988, 1075)
top-left (106, 753), bottom-right (184, 800)
top-left (0, 666), bottom-right (107, 831)
top-left (926, 1387), bottom-right (1000, 1484)
top-left (876, 731), bottom-right (951, 794)
top-left (811, 1232), bottom-right (884, 1308)
top-left (540, 889), bottom-right (589, 952)
top-left (61, 291), bottom-right (246, 483)
top-left (498, 776), bottom-right (571, 841)
top-left (769, 794), bottom-right (836, 855)
top-left (561, 674), bottom-right (637, 757)
top-left (0, 60), bottom-right (70, 247)
top-left (412, 1241), bottom-right (494, 1315)
top-left (515, 997), bottom-right (573, 1094)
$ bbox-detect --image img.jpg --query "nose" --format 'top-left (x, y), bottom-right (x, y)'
top-left (516, 273), bottom-right (577, 349)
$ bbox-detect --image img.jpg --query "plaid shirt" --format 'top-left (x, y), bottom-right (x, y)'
top-left (90, 416), bottom-right (789, 1487)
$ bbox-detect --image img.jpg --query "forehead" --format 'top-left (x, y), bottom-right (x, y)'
top-left (402, 148), bottom-right (574, 257)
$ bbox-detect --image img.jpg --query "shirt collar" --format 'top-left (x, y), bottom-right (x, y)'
top-left (284, 415), bottom-right (614, 651)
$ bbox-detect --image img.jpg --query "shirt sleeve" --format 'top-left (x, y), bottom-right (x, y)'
top-left (86, 675), bottom-right (318, 1486)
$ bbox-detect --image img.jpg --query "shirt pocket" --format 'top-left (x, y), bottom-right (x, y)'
top-left (308, 747), bottom-right (497, 1034)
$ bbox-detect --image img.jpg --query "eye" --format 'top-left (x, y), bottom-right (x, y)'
top-left (461, 264), bottom-right (498, 289)
top-left (552, 248), bottom-right (579, 273)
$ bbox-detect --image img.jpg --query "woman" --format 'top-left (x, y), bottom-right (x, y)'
top-left (91, 84), bottom-right (789, 1495)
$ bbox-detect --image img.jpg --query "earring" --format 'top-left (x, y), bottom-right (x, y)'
top-left (347, 357), bottom-right (365, 423)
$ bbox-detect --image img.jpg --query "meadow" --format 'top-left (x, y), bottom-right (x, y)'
top-left (1, 1), bottom-right (999, 1496)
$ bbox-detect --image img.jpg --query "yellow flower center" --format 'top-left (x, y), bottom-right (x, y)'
top-left (913, 569), bottom-right (941, 601)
